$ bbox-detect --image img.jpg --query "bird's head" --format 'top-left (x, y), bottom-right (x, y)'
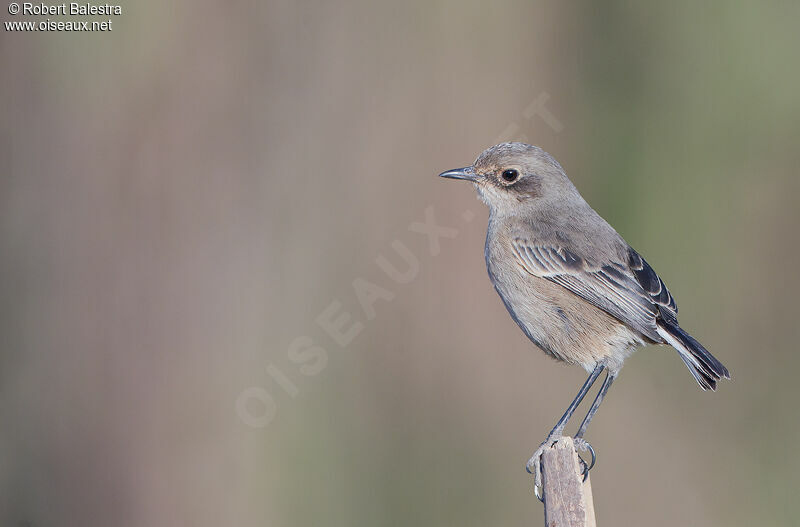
top-left (439, 142), bottom-right (577, 214)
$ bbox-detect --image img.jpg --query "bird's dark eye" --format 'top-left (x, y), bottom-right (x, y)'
top-left (501, 169), bottom-right (519, 182)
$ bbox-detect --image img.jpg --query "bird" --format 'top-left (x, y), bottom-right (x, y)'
top-left (438, 142), bottom-right (729, 494)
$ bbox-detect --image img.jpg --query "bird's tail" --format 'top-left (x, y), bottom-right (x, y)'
top-left (656, 321), bottom-right (730, 391)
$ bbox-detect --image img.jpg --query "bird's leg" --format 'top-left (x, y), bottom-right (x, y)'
top-left (526, 364), bottom-right (604, 491)
top-left (574, 371), bottom-right (616, 439)
top-left (572, 371), bottom-right (617, 477)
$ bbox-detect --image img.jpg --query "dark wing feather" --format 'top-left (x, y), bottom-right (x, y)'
top-left (627, 249), bottom-right (678, 324)
top-left (510, 239), bottom-right (677, 342)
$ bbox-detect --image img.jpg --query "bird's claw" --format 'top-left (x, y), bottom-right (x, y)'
top-left (573, 437), bottom-right (596, 481)
top-left (525, 436), bottom-right (560, 502)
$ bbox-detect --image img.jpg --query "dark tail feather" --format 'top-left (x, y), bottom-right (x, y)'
top-left (656, 321), bottom-right (730, 391)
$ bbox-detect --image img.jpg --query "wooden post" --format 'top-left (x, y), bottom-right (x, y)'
top-left (540, 437), bottom-right (596, 527)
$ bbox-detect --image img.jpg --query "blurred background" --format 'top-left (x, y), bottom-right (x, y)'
top-left (1, 1), bottom-right (799, 525)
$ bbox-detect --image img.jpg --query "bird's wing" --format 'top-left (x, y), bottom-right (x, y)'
top-left (510, 239), bottom-right (678, 341)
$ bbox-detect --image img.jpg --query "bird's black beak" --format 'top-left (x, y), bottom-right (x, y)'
top-left (438, 166), bottom-right (478, 181)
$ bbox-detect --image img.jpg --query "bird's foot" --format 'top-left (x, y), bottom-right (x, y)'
top-left (526, 435), bottom-right (596, 501)
top-left (525, 434), bottom-right (562, 500)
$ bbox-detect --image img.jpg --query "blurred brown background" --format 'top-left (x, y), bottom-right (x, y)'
top-left (1, 1), bottom-right (799, 526)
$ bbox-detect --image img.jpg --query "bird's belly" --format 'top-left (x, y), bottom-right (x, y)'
top-left (489, 262), bottom-right (642, 371)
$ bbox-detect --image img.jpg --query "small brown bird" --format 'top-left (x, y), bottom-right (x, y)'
top-left (439, 142), bottom-right (729, 492)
